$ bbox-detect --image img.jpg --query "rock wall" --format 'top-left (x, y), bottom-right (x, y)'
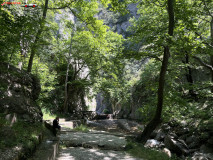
top-left (96, 93), bottom-right (112, 114)
top-left (0, 63), bottom-right (42, 122)
top-left (98, 3), bottom-right (139, 37)
top-left (95, 4), bottom-right (143, 118)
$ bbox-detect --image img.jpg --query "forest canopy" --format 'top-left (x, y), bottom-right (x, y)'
top-left (0, 0), bottom-right (212, 147)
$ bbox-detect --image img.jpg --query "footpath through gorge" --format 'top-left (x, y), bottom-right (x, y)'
top-left (30, 118), bottom-right (144, 160)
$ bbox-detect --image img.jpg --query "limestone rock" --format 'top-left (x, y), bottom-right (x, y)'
top-left (162, 148), bottom-right (172, 158)
top-left (0, 63), bottom-right (42, 122)
top-left (96, 93), bottom-right (112, 114)
top-left (144, 139), bottom-right (161, 148)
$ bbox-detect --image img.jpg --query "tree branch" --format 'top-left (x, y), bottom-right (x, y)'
top-left (193, 31), bottom-right (213, 48)
top-left (203, 0), bottom-right (213, 18)
top-left (193, 55), bottom-right (213, 71)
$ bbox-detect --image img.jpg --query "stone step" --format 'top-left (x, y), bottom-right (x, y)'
top-left (59, 132), bottom-right (127, 151)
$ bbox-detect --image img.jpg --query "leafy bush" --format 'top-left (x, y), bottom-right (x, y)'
top-left (103, 108), bottom-right (110, 114)
top-left (73, 124), bottom-right (89, 132)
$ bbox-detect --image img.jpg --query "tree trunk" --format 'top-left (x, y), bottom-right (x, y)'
top-left (63, 24), bottom-right (75, 113)
top-left (185, 54), bottom-right (197, 99)
top-left (138, 0), bottom-right (175, 143)
top-left (63, 59), bottom-right (71, 113)
top-left (211, 18), bottom-right (213, 92)
top-left (27, 0), bottom-right (49, 72)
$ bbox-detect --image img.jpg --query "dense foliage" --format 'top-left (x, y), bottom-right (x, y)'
top-left (0, 0), bottom-right (212, 146)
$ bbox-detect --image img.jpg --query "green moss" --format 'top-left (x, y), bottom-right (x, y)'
top-left (0, 114), bottom-right (44, 149)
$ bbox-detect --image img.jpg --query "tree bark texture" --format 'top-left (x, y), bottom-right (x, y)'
top-left (138, 0), bottom-right (175, 143)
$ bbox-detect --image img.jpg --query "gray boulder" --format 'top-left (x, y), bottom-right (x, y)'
top-left (155, 131), bottom-right (166, 141)
top-left (144, 139), bottom-right (160, 148)
top-left (164, 135), bottom-right (189, 155)
top-left (144, 139), bottom-right (162, 148)
top-left (186, 136), bottom-right (199, 145)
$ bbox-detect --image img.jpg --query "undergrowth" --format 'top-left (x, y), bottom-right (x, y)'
top-left (0, 114), bottom-right (44, 149)
top-left (73, 124), bottom-right (90, 132)
top-left (126, 141), bottom-right (180, 160)
top-left (42, 108), bottom-right (56, 120)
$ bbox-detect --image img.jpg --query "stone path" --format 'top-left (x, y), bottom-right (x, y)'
top-left (56, 120), bottom-right (143, 160)
top-left (57, 147), bottom-right (140, 160)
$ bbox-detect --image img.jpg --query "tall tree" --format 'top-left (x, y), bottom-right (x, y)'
top-left (27, 0), bottom-right (49, 72)
top-left (63, 21), bottom-right (76, 112)
top-left (138, 0), bottom-right (175, 142)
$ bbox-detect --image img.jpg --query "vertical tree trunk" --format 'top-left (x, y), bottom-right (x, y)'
top-left (64, 59), bottom-right (71, 113)
top-left (185, 54), bottom-right (197, 99)
top-left (27, 0), bottom-right (49, 72)
top-left (138, 0), bottom-right (175, 143)
top-left (210, 18), bottom-right (213, 92)
top-left (185, 54), bottom-right (193, 84)
top-left (63, 24), bottom-right (75, 113)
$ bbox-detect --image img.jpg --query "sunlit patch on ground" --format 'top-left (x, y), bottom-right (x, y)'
top-left (57, 147), bottom-right (142, 160)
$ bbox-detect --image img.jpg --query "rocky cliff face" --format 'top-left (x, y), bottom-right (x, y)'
top-left (53, 4), bottom-right (144, 117)
top-left (95, 4), bottom-right (142, 116)
top-left (96, 93), bottom-right (112, 114)
top-left (98, 3), bottom-right (139, 37)
top-left (0, 63), bottom-right (42, 122)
